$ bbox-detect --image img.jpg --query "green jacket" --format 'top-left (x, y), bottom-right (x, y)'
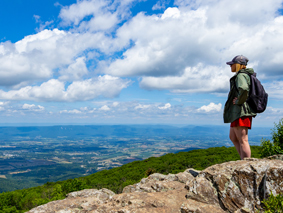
top-left (223, 68), bottom-right (257, 123)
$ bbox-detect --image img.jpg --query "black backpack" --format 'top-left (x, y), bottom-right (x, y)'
top-left (236, 71), bottom-right (268, 113)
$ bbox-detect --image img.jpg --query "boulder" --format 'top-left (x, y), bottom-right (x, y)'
top-left (27, 155), bottom-right (283, 213)
top-left (185, 157), bottom-right (283, 212)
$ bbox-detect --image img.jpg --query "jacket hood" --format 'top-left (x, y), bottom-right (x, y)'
top-left (240, 68), bottom-right (254, 74)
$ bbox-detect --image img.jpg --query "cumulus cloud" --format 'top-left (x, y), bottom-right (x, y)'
top-left (175, 0), bottom-right (282, 26)
top-left (152, 0), bottom-right (170, 11)
top-left (58, 0), bottom-right (137, 32)
top-left (158, 103), bottom-right (171, 109)
top-left (0, 101), bottom-right (8, 106)
top-left (197, 102), bottom-right (222, 113)
top-left (135, 104), bottom-right (151, 110)
top-left (265, 106), bottom-right (283, 115)
top-left (1, 0), bottom-right (283, 106)
top-left (0, 102), bottom-right (5, 111)
top-left (0, 27), bottom-right (117, 88)
top-left (99, 105), bottom-right (111, 111)
top-left (59, 57), bottom-right (88, 81)
top-left (0, 101), bottom-right (10, 111)
top-left (264, 81), bottom-right (283, 100)
top-left (57, 101), bottom-right (196, 120)
top-left (140, 64), bottom-right (230, 93)
top-left (0, 75), bottom-right (131, 102)
top-left (59, 0), bottom-right (113, 27)
top-left (103, 1), bottom-right (283, 92)
top-left (112, 102), bottom-right (119, 107)
top-left (60, 109), bottom-right (82, 114)
top-left (22, 104), bottom-right (45, 111)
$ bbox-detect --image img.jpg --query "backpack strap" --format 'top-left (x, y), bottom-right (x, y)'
top-left (233, 70), bottom-right (253, 93)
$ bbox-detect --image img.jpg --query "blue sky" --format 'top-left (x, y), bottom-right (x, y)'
top-left (0, 0), bottom-right (283, 126)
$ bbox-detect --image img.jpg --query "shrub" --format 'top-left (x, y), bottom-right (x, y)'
top-left (260, 118), bottom-right (283, 158)
top-left (145, 168), bottom-right (156, 177)
top-left (262, 192), bottom-right (283, 213)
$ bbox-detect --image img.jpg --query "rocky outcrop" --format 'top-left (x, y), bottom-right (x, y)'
top-left (28, 156), bottom-right (283, 213)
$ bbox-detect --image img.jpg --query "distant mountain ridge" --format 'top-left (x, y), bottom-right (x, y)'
top-left (0, 124), bottom-right (271, 141)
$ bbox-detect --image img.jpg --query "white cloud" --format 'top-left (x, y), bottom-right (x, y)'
top-left (80, 107), bottom-right (89, 111)
top-left (140, 64), bottom-right (230, 93)
top-left (99, 105), bottom-right (110, 111)
top-left (34, 15), bottom-right (54, 32)
top-left (59, 57), bottom-right (88, 81)
top-left (265, 106), bottom-right (283, 115)
top-left (82, 101), bottom-right (200, 122)
top-left (0, 75), bottom-right (131, 102)
top-left (135, 104), bottom-right (151, 110)
top-left (152, 0), bottom-right (168, 10)
top-left (197, 102), bottom-right (222, 113)
top-left (22, 103), bottom-right (45, 111)
top-left (112, 102), bottom-right (119, 107)
top-left (58, 0), bottom-right (136, 32)
top-left (158, 103), bottom-right (171, 109)
top-left (0, 101), bottom-right (9, 111)
top-left (103, 1), bottom-right (283, 93)
top-left (88, 108), bottom-right (97, 113)
top-left (252, 106), bottom-right (283, 124)
top-left (264, 81), bottom-right (283, 100)
top-left (60, 107), bottom-right (99, 114)
top-left (161, 7), bottom-right (180, 19)
top-left (0, 28), bottom-right (113, 88)
top-left (60, 109), bottom-right (82, 114)
top-left (0, 29), bottom-right (73, 87)
top-left (59, 0), bottom-right (108, 26)
top-left (1, 0), bottom-right (283, 108)
top-left (104, 7), bottom-right (227, 78)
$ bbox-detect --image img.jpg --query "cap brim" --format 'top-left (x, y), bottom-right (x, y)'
top-left (226, 61), bottom-right (234, 65)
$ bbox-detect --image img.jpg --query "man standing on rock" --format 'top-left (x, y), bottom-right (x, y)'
top-left (223, 55), bottom-right (257, 160)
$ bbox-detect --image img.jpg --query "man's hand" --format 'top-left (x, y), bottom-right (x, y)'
top-left (233, 97), bottom-right (238, 105)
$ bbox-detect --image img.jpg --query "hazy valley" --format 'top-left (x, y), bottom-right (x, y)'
top-left (0, 124), bottom-right (271, 192)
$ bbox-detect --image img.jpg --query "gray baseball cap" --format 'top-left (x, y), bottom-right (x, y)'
top-left (226, 55), bottom-right (249, 65)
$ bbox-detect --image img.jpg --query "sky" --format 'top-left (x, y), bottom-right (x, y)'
top-left (0, 0), bottom-right (283, 127)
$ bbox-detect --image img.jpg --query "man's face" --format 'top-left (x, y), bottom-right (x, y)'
top-left (230, 64), bottom-right (237, 72)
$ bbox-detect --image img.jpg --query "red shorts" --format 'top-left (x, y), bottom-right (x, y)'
top-left (230, 116), bottom-right (252, 129)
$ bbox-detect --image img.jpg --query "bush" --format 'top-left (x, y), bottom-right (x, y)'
top-left (145, 168), bottom-right (156, 177)
top-left (260, 118), bottom-right (283, 158)
top-left (262, 192), bottom-right (283, 213)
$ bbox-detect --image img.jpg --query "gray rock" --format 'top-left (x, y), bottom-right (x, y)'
top-left (185, 168), bottom-right (200, 177)
top-left (28, 155), bottom-right (283, 213)
top-left (180, 199), bottom-right (225, 213)
top-left (185, 156), bottom-right (283, 212)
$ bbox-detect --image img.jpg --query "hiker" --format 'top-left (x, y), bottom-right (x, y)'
top-left (223, 55), bottom-right (257, 160)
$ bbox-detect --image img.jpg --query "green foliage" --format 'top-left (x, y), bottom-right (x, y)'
top-left (260, 119), bottom-right (283, 158)
top-left (2, 206), bottom-right (20, 213)
top-left (0, 146), bottom-right (261, 212)
top-left (145, 168), bottom-right (156, 177)
top-left (262, 192), bottom-right (283, 213)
